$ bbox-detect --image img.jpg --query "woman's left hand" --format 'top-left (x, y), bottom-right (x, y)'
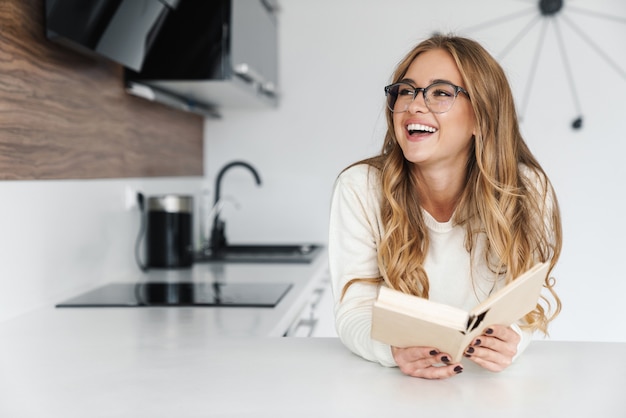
top-left (464, 324), bottom-right (520, 372)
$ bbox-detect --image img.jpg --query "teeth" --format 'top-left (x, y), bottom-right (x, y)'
top-left (407, 123), bottom-right (437, 133)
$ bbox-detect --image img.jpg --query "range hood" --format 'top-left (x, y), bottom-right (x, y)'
top-left (45, 0), bottom-right (181, 73)
top-left (125, 0), bottom-right (280, 117)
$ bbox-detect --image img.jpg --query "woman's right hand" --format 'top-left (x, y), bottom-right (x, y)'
top-left (391, 346), bottom-right (463, 379)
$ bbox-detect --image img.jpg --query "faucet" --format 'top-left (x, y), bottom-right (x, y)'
top-left (209, 161), bottom-right (262, 252)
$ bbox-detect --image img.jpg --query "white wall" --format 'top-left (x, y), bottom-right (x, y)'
top-left (205, 0), bottom-right (626, 342)
top-left (2, 0), bottom-right (624, 344)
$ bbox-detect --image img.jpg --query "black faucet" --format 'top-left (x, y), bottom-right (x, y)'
top-left (209, 161), bottom-right (262, 252)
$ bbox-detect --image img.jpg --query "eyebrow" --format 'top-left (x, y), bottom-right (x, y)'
top-left (399, 78), bottom-right (457, 86)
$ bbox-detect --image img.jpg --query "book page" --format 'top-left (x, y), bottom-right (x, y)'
top-left (374, 287), bottom-right (469, 330)
top-left (468, 261), bottom-right (550, 331)
top-left (372, 287), bottom-right (473, 361)
top-left (371, 306), bottom-right (470, 360)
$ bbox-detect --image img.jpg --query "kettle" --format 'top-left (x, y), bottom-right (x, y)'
top-left (136, 194), bottom-right (194, 270)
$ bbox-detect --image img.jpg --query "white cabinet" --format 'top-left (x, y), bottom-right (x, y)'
top-left (310, 280), bottom-right (337, 337)
top-left (284, 267), bottom-right (338, 338)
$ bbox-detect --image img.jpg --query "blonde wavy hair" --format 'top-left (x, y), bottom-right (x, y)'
top-left (343, 34), bottom-right (562, 334)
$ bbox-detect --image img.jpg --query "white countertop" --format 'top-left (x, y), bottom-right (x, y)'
top-left (1, 303), bottom-right (624, 418)
top-left (2, 251), bottom-right (624, 417)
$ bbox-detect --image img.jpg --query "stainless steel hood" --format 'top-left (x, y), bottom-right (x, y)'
top-left (125, 0), bottom-right (279, 117)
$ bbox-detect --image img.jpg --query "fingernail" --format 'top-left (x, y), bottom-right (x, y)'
top-left (486, 328), bottom-right (494, 335)
top-left (474, 339), bottom-right (481, 346)
top-left (429, 350), bottom-right (438, 356)
top-left (454, 365), bottom-right (463, 374)
top-left (441, 356), bottom-right (450, 364)
top-left (466, 347), bottom-right (475, 354)
top-left (464, 354), bottom-right (472, 358)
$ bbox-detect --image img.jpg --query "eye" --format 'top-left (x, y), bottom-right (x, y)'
top-left (398, 87), bottom-right (415, 97)
top-left (430, 87), bottom-right (454, 98)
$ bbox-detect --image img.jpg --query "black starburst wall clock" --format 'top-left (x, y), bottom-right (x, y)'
top-left (461, 0), bottom-right (626, 130)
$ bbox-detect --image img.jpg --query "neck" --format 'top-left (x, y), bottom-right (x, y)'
top-left (413, 165), bottom-right (465, 222)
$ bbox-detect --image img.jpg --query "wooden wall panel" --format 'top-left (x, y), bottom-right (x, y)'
top-left (0, 0), bottom-right (204, 180)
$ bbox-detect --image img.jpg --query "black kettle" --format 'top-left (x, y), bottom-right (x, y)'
top-left (136, 193), bottom-right (194, 270)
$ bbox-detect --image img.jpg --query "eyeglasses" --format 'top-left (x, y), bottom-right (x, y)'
top-left (384, 81), bottom-right (469, 114)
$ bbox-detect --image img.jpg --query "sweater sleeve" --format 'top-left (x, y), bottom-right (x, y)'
top-left (511, 322), bottom-right (533, 362)
top-left (328, 165), bottom-right (396, 367)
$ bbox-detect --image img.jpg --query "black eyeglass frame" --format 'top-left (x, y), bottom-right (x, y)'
top-left (384, 81), bottom-right (470, 114)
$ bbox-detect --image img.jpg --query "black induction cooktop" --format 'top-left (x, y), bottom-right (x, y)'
top-left (56, 282), bottom-right (293, 308)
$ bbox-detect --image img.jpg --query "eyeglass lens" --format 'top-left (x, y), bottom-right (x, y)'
top-left (386, 82), bottom-right (460, 114)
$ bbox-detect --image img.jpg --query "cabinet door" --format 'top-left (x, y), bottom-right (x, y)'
top-left (285, 270), bottom-right (338, 338)
top-left (310, 283), bottom-right (338, 337)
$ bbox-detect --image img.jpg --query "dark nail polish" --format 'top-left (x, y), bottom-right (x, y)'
top-left (464, 354), bottom-right (472, 358)
top-left (441, 356), bottom-right (450, 364)
top-left (429, 350), bottom-right (438, 356)
top-left (474, 339), bottom-right (481, 346)
top-left (454, 365), bottom-right (463, 373)
top-left (466, 347), bottom-right (474, 354)
top-left (486, 328), bottom-right (494, 335)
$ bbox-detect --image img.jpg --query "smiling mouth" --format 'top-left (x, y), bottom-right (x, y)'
top-left (407, 123), bottom-right (438, 135)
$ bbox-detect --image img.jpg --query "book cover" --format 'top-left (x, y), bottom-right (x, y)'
top-left (371, 261), bottom-right (550, 362)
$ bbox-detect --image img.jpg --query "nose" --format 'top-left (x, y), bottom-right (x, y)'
top-left (407, 90), bottom-right (428, 113)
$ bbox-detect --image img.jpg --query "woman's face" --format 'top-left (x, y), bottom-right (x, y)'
top-left (393, 49), bottom-right (475, 172)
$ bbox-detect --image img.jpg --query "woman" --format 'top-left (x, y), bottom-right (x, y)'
top-left (328, 34), bottom-right (562, 380)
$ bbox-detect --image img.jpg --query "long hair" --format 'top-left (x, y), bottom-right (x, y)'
top-left (344, 34), bottom-right (562, 334)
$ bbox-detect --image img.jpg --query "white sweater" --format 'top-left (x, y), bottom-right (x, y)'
top-left (328, 164), bottom-right (534, 367)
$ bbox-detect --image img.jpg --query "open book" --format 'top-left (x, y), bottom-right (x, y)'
top-left (371, 261), bottom-right (550, 363)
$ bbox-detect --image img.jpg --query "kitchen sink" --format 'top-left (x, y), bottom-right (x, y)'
top-left (195, 244), bottom-right (323, 264)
